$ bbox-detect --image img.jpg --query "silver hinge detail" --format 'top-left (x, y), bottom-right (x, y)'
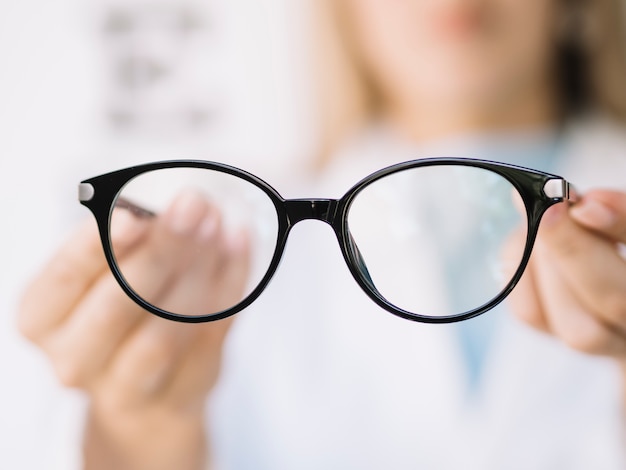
top-left (543, 179), bottom-right (568, 199)
top-left (78, 183), bottom-right (95, 202)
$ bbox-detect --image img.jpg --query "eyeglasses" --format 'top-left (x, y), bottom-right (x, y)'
top-left (78, 158), bottom-right (573, 324)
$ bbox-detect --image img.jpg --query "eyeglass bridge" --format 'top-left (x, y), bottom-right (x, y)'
top-left (285, 199), bottom-right (339, 226)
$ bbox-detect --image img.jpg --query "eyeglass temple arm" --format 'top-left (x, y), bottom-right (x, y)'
top-left (114, 197), bottom-right (157, 218)
top-left (78, 183), bottom-right (157, 218)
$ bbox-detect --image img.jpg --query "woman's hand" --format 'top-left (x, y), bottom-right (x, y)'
top-left (508, 189), bottom-right (626, 378)
top-left (18, 192), bottom-right (249, 470)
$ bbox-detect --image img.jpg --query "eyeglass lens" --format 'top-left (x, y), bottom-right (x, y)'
top-left (110, 168), bottom-right (279, 317)
top-left (109, 165), bottom-right (527, 319)
top-left (347, 165), bottom-right (527, 318)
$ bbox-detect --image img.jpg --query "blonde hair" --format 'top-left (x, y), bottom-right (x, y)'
top-left (311, 0), bottom-right (626, 166)
top-left (583, 0), bottom-right (626, 119)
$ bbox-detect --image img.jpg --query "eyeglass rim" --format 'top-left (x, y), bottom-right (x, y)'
top-left (79, 158), bottom-right (571, 324)
top-left (337, 158), bottom-right (568, 323)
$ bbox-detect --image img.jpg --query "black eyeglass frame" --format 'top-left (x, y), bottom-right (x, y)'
top-left (78, 158), bottom-right (573, 324)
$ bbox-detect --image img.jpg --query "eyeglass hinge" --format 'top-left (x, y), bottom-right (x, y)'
top-left (543, 178), bottom-right (570, 200)
top-left (78, 183), bottom-right (95, 202)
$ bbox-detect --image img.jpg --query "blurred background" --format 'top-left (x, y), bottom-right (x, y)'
top-left (0, 0), bottom-right (314, 465)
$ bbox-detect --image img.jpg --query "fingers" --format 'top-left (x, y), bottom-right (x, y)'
top-left (18, 220), bottom-right (105, 341)
top-left (154, 195), bottom-right (228, 315)
top-left (509, 193), bottom-right (626, 361)
top-left (18, 215), bottom-right (148, 342)
top-left (42, 272), bottom-right (150, 388)
top-left (124, 191), bottom-right (251, 316)
top-left (159, 319), bottom-right (234, 414)
top-left (32, 207), bottom-right (178, 389)
top-left (532, 239), bottom-right (626, 358)
top-left (36, 191), bottom-right (249, 397)
top-left (42, 192), bottom-right (247, 388)
top-left (20, 187), bottom-right (248, 430)
top-left (537, 203), bottom-right (626, 335)
top-left (95, 316), bottom-right (195, 411)
top-left (570, 190), bottom-right (626, 243)
top-left (98, 193), bottom-right (247, 411)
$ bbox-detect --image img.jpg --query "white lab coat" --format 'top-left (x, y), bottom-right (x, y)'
top-left (2, 116), bottom-right (625, 469)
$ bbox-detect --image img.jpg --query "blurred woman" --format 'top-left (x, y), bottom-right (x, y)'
top-left (18, 0), bottom-right (626, 469)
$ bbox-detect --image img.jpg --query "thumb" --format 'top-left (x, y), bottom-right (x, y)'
top-left (569, 190), bottom-right (626, 243)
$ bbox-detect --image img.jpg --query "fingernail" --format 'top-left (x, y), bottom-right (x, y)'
top-left (570, 199), bottom-right (616, 229)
